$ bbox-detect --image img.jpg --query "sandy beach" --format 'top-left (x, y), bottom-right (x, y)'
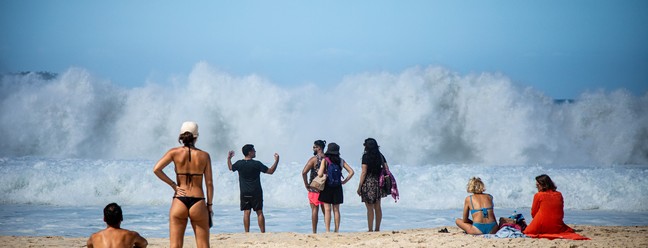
top-left (1, 225), bottom-right (646, 248)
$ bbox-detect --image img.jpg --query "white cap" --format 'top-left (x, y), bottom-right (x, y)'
top-left (180, 121), bottom-right (199, 138)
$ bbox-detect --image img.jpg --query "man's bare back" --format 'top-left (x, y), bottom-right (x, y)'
top-left (87, 227), bottom-right (147, 248)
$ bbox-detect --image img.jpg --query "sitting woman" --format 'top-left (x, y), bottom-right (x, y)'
top-left (524, 174), bottom-right (574, 234)
top-left (455, 177), bottom-right (499, 234)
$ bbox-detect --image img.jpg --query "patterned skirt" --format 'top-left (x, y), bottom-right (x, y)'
top-left (360, 174), bottom-right (389, 204)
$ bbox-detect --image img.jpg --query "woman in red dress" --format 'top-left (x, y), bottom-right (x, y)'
top-left (524, 174), bottom-right (574, 234)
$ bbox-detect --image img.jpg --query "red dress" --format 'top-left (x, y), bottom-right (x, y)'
top-left (524, 190), bottom-right (574, 234)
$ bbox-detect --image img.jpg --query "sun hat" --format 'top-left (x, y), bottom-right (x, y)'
top-left (325, 143), bottom-right (340, 155)
top-left (180, 121), bottom-right (199, 138)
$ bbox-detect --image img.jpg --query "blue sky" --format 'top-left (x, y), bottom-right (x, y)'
top-left (1, 0), bottom-right (646, 99)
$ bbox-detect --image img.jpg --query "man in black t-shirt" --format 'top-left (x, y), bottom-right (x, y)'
top-left (227, 144), bottom-right (279, 233)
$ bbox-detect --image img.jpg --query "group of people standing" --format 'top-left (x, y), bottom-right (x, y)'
top-left (300, 138), bottom-right (391, 233)
top-left (150, 122), bottom-right (393, 247)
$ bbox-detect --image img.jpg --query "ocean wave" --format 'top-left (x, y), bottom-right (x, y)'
top-left (1, 63), bottom-right (646, 165)
top-left (0, 157), bottom-right (646, 211)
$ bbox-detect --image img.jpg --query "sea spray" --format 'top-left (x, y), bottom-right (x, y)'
top-left (1, 63), bottom-right (646, 165)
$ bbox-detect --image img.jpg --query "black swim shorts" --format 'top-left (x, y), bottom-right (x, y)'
top-left (240, 194), bottom-right (263, 211)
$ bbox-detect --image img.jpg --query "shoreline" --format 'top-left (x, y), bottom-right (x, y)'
top-left (1, 225), bottom-right (647, 248)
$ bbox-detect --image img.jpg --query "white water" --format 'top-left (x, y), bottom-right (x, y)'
top-left (0, 63), bottom-right (647, 237)
top-left (1, 157), bottom-right (646, 211)
top-left (1, 63), bottom-right (646, 165)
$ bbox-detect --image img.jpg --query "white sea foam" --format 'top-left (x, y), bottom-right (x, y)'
top-left (0, 157), bottom-right (646, 212)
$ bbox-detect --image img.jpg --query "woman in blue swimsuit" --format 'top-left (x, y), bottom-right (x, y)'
top-left (153, 121), bottom-right (214, 247)
top-left (455, 177), bottom-right (499, 234)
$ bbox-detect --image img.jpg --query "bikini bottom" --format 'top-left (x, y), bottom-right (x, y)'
top-left (174, 196), bottom-right (205, 209)
top-left (473, 221), bottom-right (497, 234)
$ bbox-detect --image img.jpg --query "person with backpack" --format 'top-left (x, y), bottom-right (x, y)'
top-left (316, 142), bottom-right (354, 232)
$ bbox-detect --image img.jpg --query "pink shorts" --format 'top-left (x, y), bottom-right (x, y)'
top-left (308, 191), bottom-right (321, 206)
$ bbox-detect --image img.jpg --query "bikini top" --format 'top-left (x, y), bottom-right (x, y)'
top-left (176, 173), bottom-right (203, 187)
top-left (469, 194), bottom-right (494, 218)
top-left (175, 146), bottom-right (203, 187)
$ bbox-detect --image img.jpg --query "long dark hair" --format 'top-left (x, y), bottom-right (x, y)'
top-left (536, 174), bottom-right (557, 192)
top-left (363, 138), bottom-right (383, 166)
top-left (326, 154), bottom-right (341, 166)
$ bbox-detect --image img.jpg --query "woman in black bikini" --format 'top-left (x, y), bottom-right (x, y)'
top-left (154, 121), bottom-right (214, 248)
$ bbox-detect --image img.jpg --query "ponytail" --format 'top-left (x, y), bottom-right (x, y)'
top-left (178, 132), bottom-right (196, 161)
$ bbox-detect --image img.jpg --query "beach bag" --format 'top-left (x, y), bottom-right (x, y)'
top-left (325, 157), bottom-right (343, 187)
top-left (379, 156), bottom-right (391, 195)
top-left (379, 168), bottom-right (400, 202)
top-left (309, 174), bottom-right (327, 191)
top-left (511, 212), bottom-right (527, 231)
top-left (499, 212), bottom-right (527, 231)
top-left (381, 168), bottom-right (392, 195)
